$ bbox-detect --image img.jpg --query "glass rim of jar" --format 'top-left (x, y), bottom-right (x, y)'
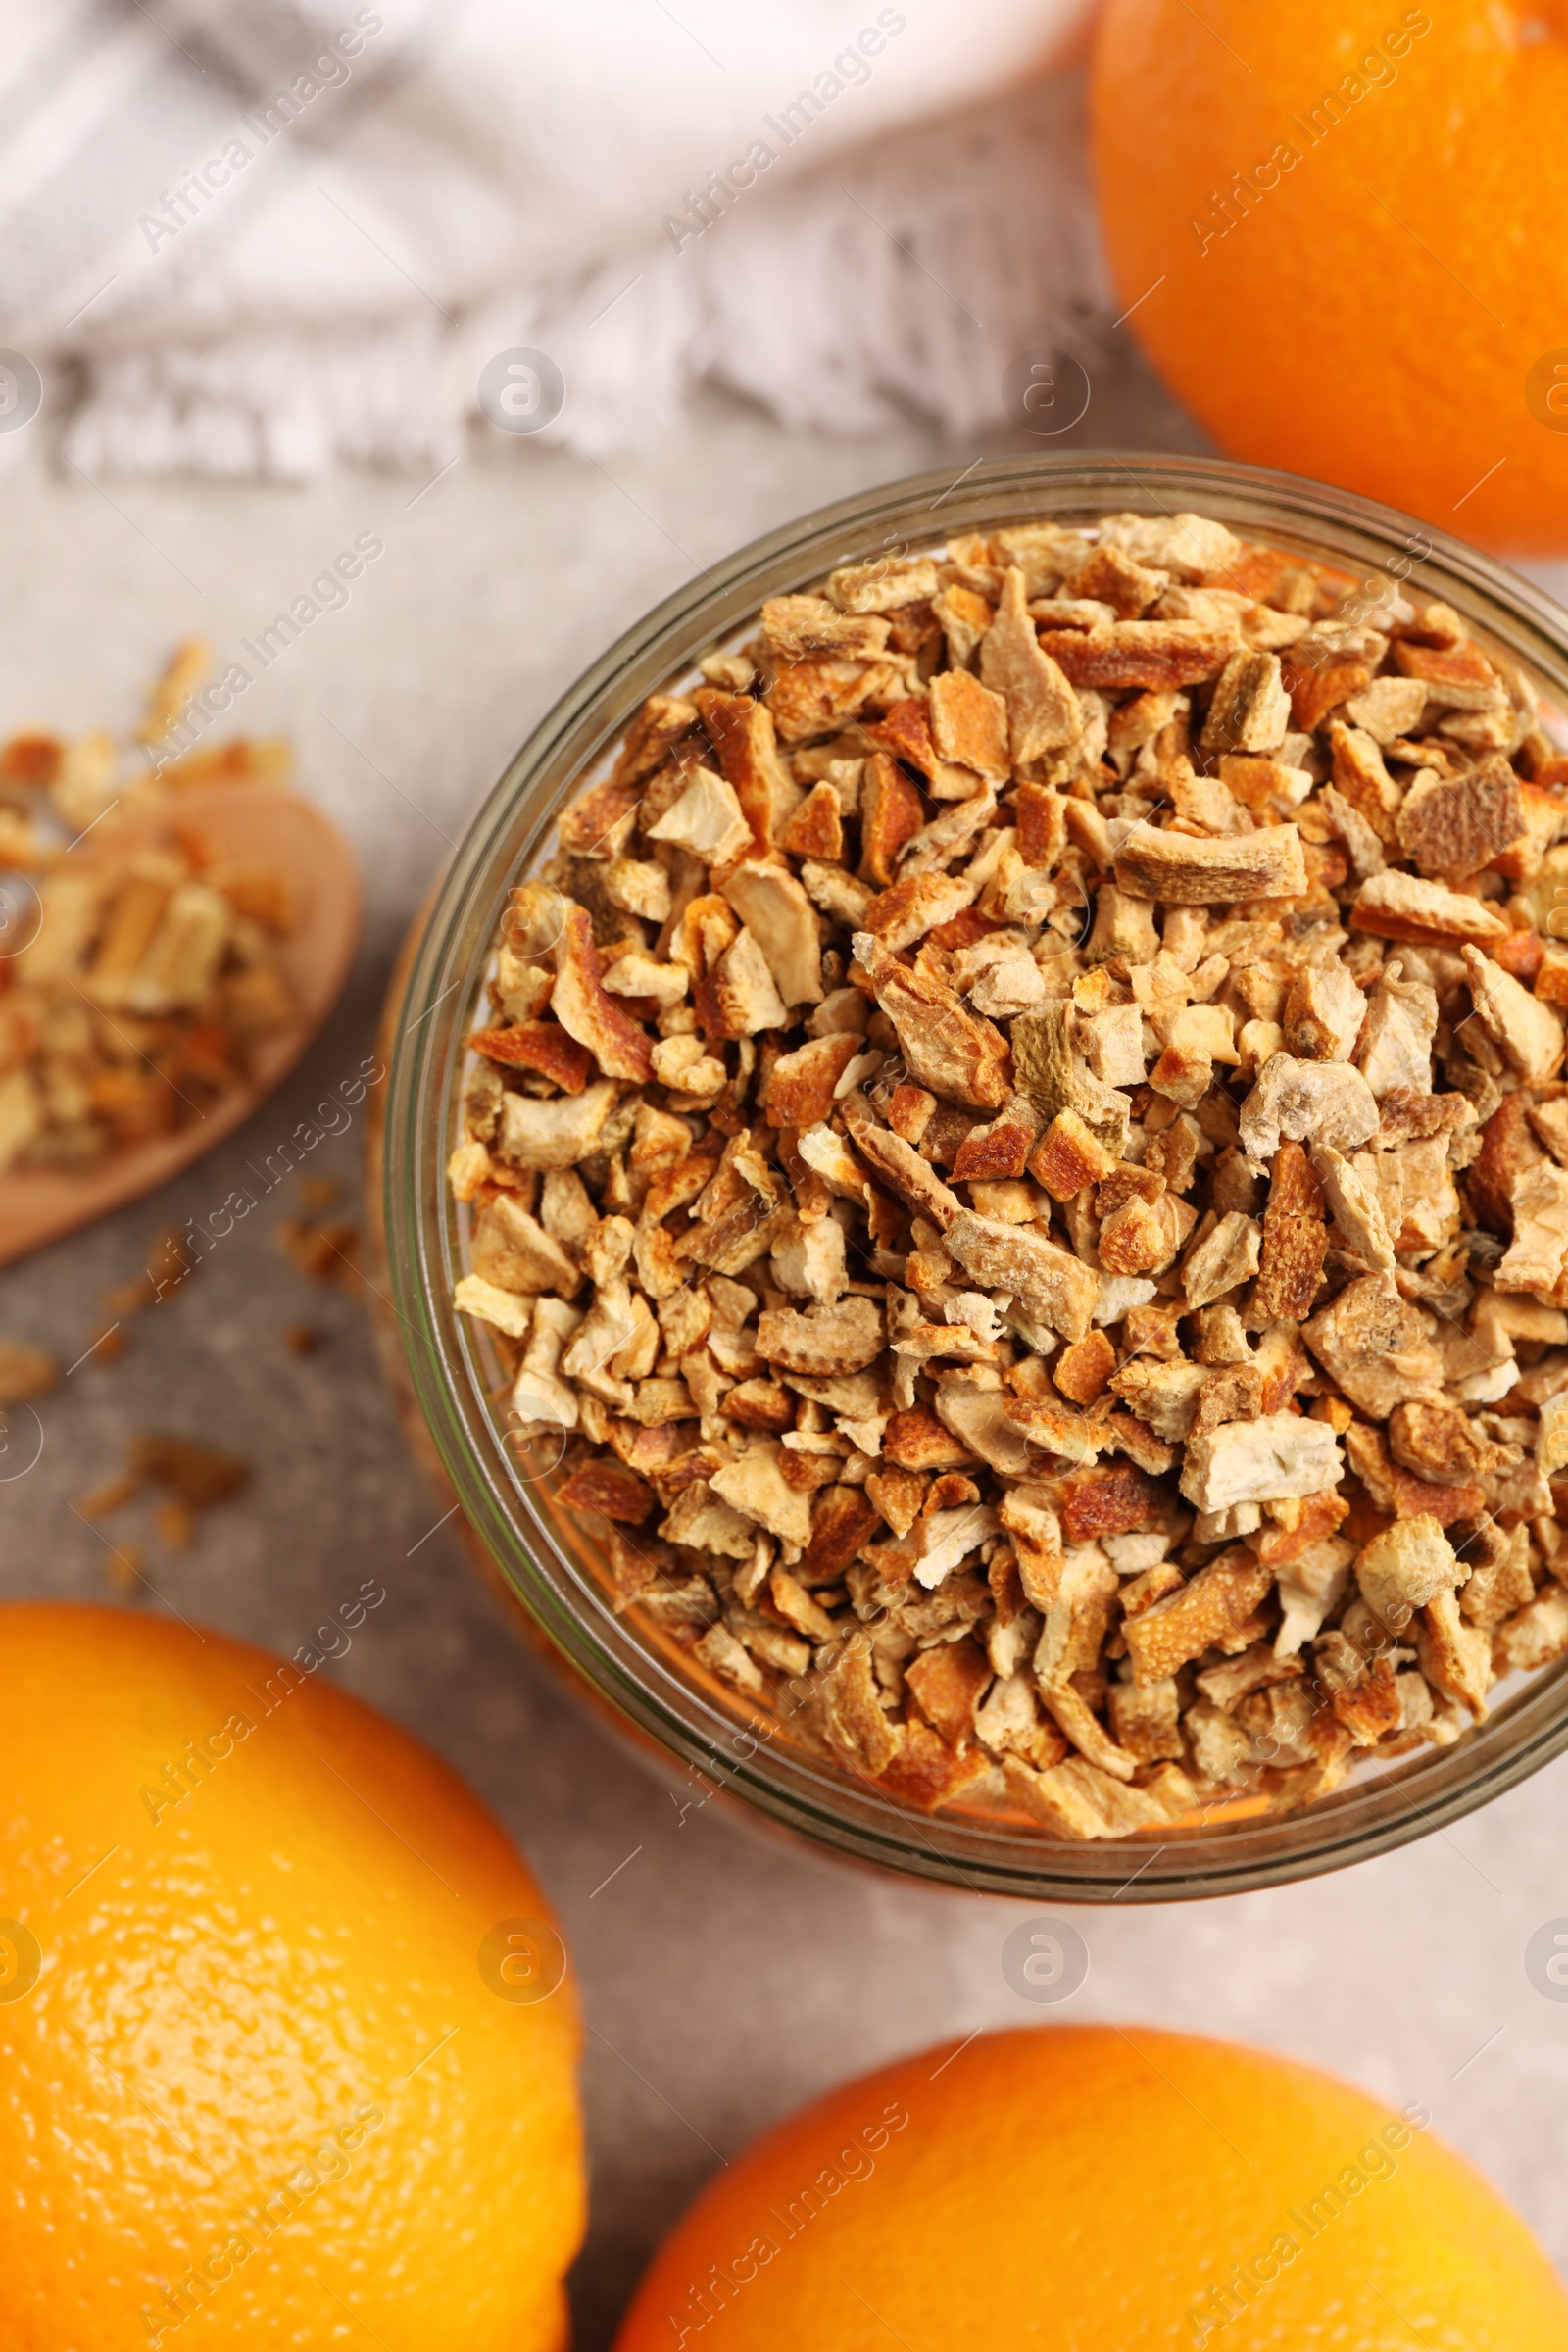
top-left (384, 449), bottom-right (1568, 1902)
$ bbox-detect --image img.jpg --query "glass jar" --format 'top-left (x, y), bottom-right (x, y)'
top-left (383, 452), bottom-right (1568, 1901)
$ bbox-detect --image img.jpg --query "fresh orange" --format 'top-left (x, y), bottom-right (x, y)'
top-left (615, 2024), bottom-right (1568, 2350)
top-left (0, 1602), bottom-right (583, 2350)
top-left (1092, 2), bottom-right (1568, 552)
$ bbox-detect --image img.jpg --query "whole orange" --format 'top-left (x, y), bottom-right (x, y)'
top-left (1092, 2), bottom-right (1568, 552)
top-left (614, 2024), bottom-right (1568, 2350)
top-left (0, 1602), bottom-right (583, 2350)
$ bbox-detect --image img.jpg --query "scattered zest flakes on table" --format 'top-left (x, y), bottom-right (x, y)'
top-left (102, 1224), bottom-right (198, 1322)
top-left (78, 1431), bottom-right (249, 1582)
top-left (0, 1339), bottom-right (60, 1404)
top-left (0, 642), bottom-right (299, 1176)
top-left (447, 508), bottom-right (1568, 1839)
top-left (277, 1211), bottom-right (362, 1289)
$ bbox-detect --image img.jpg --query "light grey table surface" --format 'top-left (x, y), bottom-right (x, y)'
top-left (4, 356), bottom-right (1568, 2348)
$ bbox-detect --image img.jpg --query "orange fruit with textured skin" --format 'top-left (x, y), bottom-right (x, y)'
top-left (1092, 2), bottom-right (1568, 552)
top-left (0, 1603), bottom-right (582, 2350)
top-left (615, 2025), bottom-right (1568, 2350)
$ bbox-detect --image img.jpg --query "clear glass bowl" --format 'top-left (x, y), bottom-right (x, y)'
top-left (383, 452), bottom-right (1568, 1901)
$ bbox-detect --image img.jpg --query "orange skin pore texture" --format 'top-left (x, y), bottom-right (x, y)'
top-left (616, 2023), bottom-right (1568, 2350)
top-left (1093, 1), bottom-right (1568, 552)
top-left (0, 1602), bottom-right (583, 2351)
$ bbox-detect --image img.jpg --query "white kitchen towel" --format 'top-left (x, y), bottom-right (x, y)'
top-left (0, 0), bottom-right (1106, 477)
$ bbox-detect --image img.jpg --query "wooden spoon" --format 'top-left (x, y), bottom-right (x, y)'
top-left (0, 784), bottom-right (361, 1268)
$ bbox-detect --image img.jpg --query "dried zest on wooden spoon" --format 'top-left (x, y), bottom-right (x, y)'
top-left (0, 642), bottom-right (360, 1265)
